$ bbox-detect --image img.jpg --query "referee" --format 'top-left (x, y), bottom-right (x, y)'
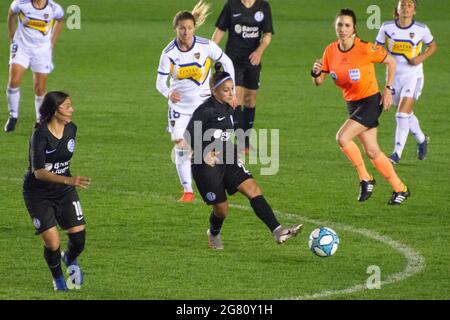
top-left (185, 63), bottom-right (302, 249)
top-left (23, 92), bottom-right (90, 291)
top-left (212, 0), bottom-right (274, 154)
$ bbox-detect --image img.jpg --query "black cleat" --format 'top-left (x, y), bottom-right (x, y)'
top-left (4, 117), bottom-right (18, 132)
top-left (358, 179), bottom-right (376, 202)
top-left (388, 186), bottom-right (410, 205)
top-left (417, 135), bottom-right (429, 160)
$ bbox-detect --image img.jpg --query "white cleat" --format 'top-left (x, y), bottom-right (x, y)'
top-left (274, 224), bottom-right (303, 244)
top-left (207, 229), bottom-right (224, 250)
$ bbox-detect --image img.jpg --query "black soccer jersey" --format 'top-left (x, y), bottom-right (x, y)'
top-left (185, 96), bottom-right (238, 165)
top-left (215, 0), bottom-right (274, 65)
top-left (23, 122), bottom-right (77, 198)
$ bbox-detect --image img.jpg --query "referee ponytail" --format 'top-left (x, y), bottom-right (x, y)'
top-left (173, 0), bottom-right (211, 29)
top-left (38, 91), bottom-right (70, 127)
top-left (210, 62), bottom-right (232, 90)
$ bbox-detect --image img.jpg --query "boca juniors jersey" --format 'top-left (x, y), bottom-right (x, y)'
top-left (376, 20), bottom-right (434, 77)
top-left (23, 122), bottom-right (76, 198)
top-left (10, 0), bottom-right (64, 48)
top-left (157, 36), bottom-right (227, 114)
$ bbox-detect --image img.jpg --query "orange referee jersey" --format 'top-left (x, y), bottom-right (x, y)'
top-left (322, 37), bottom-right (388, 101)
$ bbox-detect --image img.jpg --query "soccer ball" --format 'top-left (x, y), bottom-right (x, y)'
top-left (308, 227), bottom-right (339, 257)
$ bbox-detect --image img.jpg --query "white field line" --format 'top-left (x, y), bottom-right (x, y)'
top-left (2, 177), bottom-right (425, 299)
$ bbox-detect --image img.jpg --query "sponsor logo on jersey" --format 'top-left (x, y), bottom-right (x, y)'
top-left (206, 192), bottom-right (216, 201)
top-left (349, 68), bottom-right (361, 82)
top-left (234, 24), bottom-right (259, 39)
top-left (45, 163), bottom-right (53, 171)
top-left (33, 218), bottom-right (41, 229)
top-left (254, 11), bottom-right (264, 22)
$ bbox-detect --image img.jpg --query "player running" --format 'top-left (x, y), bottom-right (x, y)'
top-left (311, 8), bottom-right (410, 205)
top-left (184, 62), bottom-right (302, 249)
top-left (4, 0), bottom-right (64, 132)
top-left (23, 92), bottom-right (90, 291)
top-left (156, 1), bottom-right (235, 203)
top-left (212, 0), bottom-right (274, 153)
top-left (376, 0), bottom-right (437, 164)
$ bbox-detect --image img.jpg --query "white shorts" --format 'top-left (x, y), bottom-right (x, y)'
top-left (167, 107), bottom-right (192, 141)
top-left (9, 41), bottom-right (54, 74)
top-left (393, 75), bottom-right (424, 106)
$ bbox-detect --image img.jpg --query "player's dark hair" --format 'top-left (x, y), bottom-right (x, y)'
top-left (336, 8), bottom-right (357, 35)
top-left (38, 91), bottom-right (70, 126)
top-left (210, 62), bottom-right (231, 89)
top-left (393, 0), bottom-right (417, 18)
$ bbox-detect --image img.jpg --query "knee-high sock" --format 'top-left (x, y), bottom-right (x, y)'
top-left (243, 106), bottom-right (256, 146)
top-left (44, 246), bottom-right (63, 280)
top-left (175, 147), bottom-right (193, 193)
top-left (393, 112), bottom-right (410, 157)
top-left (233, 105), bottom-right (243, 130)
top-left (250, 195), bottom-right (280, 232)
top-left (408, 112), bottom-right (426, 144)
top-left (35, 95), bottom-right (44, 121)
top-left (370, 153), bottom-right (405, 192)
top-left (209, 211), bottom-right (224, 236)
top-left (7, 87), bottom-right (20, 118)
top-left (66, 230), bottom-right (85, 264)
top-left (340, 141), bottom-right (372, 181)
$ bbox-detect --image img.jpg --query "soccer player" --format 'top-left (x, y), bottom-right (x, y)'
top-left (376, 0), bottom-right (437, 164)
top-left (156, 1), bottom-right (236, 203)
top-left (311, 8), bottom-right (410, 205)
top-left (184, 62), bottom-right (302, 249)
top-left (4, 0), bottom-right (65, 132)
top-left (23, 92), bottom-right (90, 291)
top-left (212, 0), bottom-right (273, 154)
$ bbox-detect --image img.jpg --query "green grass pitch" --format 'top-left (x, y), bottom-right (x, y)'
top-left (0, 0), bottom-right (449, 299)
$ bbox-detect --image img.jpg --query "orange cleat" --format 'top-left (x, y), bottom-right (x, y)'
top-left (178, 192), bottom-right (195, 203)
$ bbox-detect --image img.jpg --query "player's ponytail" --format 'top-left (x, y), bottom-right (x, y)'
top-left (210, 62), bottom-right (231, 90)
top-left (38, 91), bottom-right (70, 126)
top-left (172, 1), bottom-right (211, 29)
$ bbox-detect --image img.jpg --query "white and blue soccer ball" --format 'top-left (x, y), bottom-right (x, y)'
top-left (308, 227), bottom-right (339, 257)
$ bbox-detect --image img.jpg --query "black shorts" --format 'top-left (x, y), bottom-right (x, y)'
top-left (192, 162), bottom-right (252, 205)
top-left (234, 62), bottom-right (262, 90)
top-left (23, 189), bottom-right (86, 234)
top-left (346, 93), bottom-right (383, 128)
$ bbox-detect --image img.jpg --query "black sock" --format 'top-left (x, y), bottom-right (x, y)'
top-left (250, 195), bottom-right (280, 232)
top-left (209, 211), bottom-right (224, 236)
top-left (243, 106), bottom-right (256, 146)
top-left (66, 230), bottom-right (86, 263)
top-left (233, 105), bottom-right (244, 131)
top-left (43, 246), bottom-right (63, 279)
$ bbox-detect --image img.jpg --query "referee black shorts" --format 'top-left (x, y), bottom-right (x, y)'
top-left (346, 92), bottom-right (383, 128)
top-left (24, 189), bottom-right (86, 234)
top-left (234, 62), bottom-right (262, 90)
top-left (192, 162), bottom-right (252, 205)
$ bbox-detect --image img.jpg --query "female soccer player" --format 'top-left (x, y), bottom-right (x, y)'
top-left (376, 0), bottom-right (437, 164)
top-left (311, 8), bottom-right (410, 205)
top-left (184, 63), bottom-right (302, 249)
top-left (4, 0), bottom-right (65, 132)
top-left (156, 1), bottom-right (236, 203)
top-left (23, 92), bottom-right (90, 291)
top-left (212, 0), bottom-right (274, 153)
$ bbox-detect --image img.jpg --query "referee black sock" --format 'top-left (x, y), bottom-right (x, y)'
top-left (233, 105), bottom-right (244, 130)
top-left (66, 229), bottom-right (86, 263)
top-left (243, 106), bottom-right (256, 147)
top-left (209, 211), bottom-right (225, 236)
top-left (43, 246), bottom-right (63, 280)
top-left (250, 195), bottom-right (281, 232)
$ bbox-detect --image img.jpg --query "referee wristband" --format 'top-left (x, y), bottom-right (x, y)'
top-left (311, 70), bottom-right (322, 78)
